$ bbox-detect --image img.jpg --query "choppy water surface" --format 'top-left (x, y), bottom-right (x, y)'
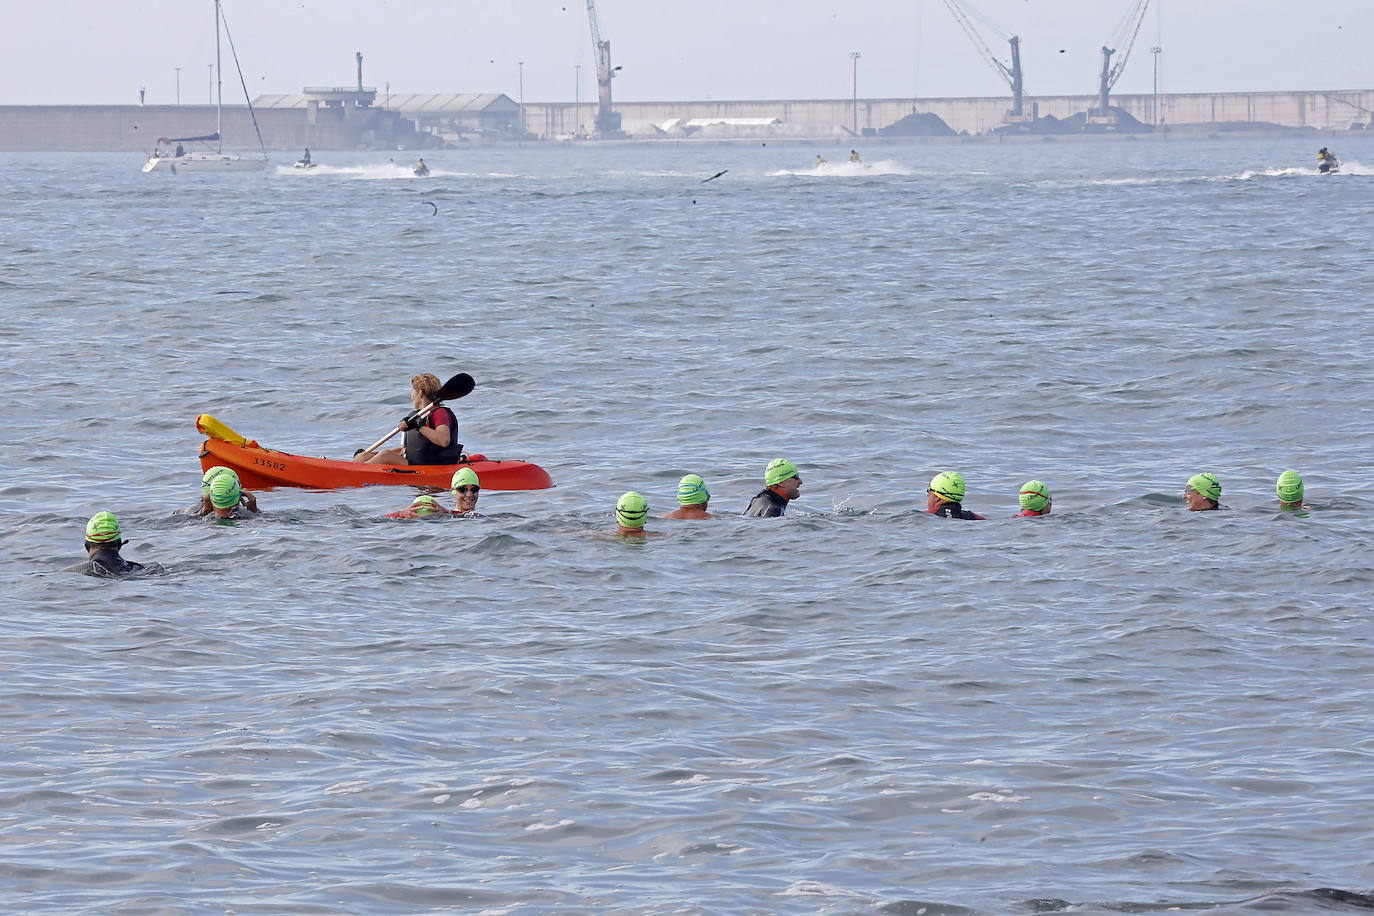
top-left (0, 137), bottom-right (1371, 914)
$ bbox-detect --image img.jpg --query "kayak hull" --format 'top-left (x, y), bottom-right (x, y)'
top-left (200, 437), bottom-right (553, 491)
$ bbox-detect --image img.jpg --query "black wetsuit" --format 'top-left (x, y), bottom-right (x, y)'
top-left (85, 549), bottom-right (155, 579)
top-left (743, 488), bottom-right (788, 518)
top-left (928, 501), bottom-right (985, 520)
top-left (403, 405), bottom-right (463, 465)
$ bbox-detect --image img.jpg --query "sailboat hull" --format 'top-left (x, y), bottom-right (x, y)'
top-left (143, 153), bottom-right (267, 173)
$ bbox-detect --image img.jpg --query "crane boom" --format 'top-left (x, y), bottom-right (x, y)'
top-left (1097, 0), bottom-right (1151, 112)
top-left (585, 0), bottom-right (621, 136)
top-left (939, 0), bottom-right (1025, 119)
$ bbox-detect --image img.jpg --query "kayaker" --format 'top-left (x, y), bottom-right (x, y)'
top-left (615, 491), bottom-right (652, 536)
top-left (1276, 470), bottom-right (1308, 510)
top-left (450, 467), bottom-right (482, 517)
top-left (1182, 472), bottom-right (1225, 511)
top-left (83, 512), bottom-right (162, 578)
top-left (664, 474), bottom-right (715, 519)
top-left (355, 373), bottom-right (463, 466)
top-left (743, 458), bottom-right (802, 518)
top-left (206, 470), bottom-right (259, 520)
top-left (1015, 480), bottom-right (1052, 517)
top-left (927, 471), bottom-right (985, 520)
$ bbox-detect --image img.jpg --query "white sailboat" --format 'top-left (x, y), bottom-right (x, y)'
top-left (143, 0), bottom-right (268, 173)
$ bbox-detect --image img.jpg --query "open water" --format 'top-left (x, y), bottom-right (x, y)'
top-left (0, 136), bottom-right (1371, 914)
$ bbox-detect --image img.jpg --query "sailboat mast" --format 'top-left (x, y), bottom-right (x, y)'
top-left (214, 0), bottom-right (223, 151)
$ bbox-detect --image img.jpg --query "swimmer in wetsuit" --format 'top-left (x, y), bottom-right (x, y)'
top-left (927, 471), bottom-right (985, 520)
top-left (83, 511), bottom-right (163, 579)
top-left (664, 473), bottom-right (715, 519)
top-left (204, 468), bottom-right (259, 519)
top-left (743, 458), bottom-right (802, 517)
top-left (1016, 479), bottom-right (1052, 517)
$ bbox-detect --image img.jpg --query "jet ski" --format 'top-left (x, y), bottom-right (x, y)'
top-left (1317, 148), bottom-right (1340, 174)
top-left (414, 160), bottom-right (430, 177)
top-left (292, 159), bottom-right (316, 169)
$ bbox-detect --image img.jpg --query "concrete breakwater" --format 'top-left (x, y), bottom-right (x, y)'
top-left (2, 88), bottom-right (1370, 150)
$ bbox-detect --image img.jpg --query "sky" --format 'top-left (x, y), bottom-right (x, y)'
top-left (1, 1), bottom-right (1370, 107)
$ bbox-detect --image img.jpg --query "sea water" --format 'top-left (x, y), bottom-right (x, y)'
top-left (0, 136), bottom-right (1371, 914)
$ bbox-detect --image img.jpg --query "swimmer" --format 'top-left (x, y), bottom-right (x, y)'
top-left (664, 474), bottom-right (716, 519)
top-left (450, 467), bottom-right (483, 517)
top-left (615, 491), bottom-right (651, 536)
top-left (1183, 472), bottom-right (1225, 511)
top-left (1016, 480), bottom-right (1052, 517)
top-left (195, 466), bottom-right (257, 517)
top-left (387, 493), bottom-right (451, 519)
top-left (743, 458), bottom-right (801, 517)
top-left (927, 471), bottom-right (985, 520)
top-left (207, 470), bottom-right (259, 519)
top-left (1276, 470), bottom-right (1308, 510)
top-left (83, 512), bottom-right (162, 578)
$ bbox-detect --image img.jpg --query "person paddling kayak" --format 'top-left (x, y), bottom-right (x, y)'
top-left (355, 373), bottom-right (463, 466)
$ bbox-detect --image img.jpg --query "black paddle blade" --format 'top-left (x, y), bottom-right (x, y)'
top-left (436, 373), bottom-right (475, 401)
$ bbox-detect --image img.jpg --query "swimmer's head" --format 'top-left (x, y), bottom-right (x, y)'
top-left (201, 465), bottom-right (237, 495)
top-left (616, 491), bottom-right (648, 529)
top-left (84, 511), bottom-right (123, 545)
top-left (450, 467), bottom-right (480, 491)
top-left (765, 458), bottom-right (800, 487)
top-left (1019, 480), bottom-right (1051, 512)
top-left (1186, 472), bottom-right (1221, 503)
top-left (209, 473), bottom-right (241, 509)
top-left (1276, 470), bottom-right (1304, 504)
top-left (676, 474), bottom-right (710, 506)
top-left (409, 494), bottom-right (440, 517)
top-left (929, 471), bottom-right (966, 503)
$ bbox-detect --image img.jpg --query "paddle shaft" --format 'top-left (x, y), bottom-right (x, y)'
top-left (363, 401), bottom-right (443, 454)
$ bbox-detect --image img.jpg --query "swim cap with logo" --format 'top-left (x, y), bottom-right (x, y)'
top-left (929, 471), bottom-right (966, 502)
top-left (209, 472), bottom-right (242, 509)
top-left (201, 465), bottom-right (238, 495)
top-left (1186, 472), bottom-right (1221, 502)
top-left (1019, 480), bottom-right (1051, 512)
top-left (616, 491), bottom-right (649, 528)
top-left (85, 511), bottom-right (122, 544)
top-left (1276, 470), bottom-right (1304, 504)
top-left (676, 474), bottom-right (710, 505)
top-left (409, 494), bottom-right (440, 517)
top-left (765, 458), bottom-right (800, 487)
top-left (451, 467), bottom-right (480, 490)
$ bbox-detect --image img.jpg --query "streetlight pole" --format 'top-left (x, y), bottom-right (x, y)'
top-left (1151, 46), bottom-right (1161, 127)
top-left (518, 60), bottom-right (525, 136)
top-left (850, 51), bottom-right (861, 136)
top-left (175, 67), bottom-right (181, 105)
top-left (574, 64), bottom-right (581, 138)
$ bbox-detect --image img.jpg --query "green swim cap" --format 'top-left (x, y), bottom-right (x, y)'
top-left (209, 472), bottom-right (241, 508)
top-left (451, 467), bottom-right (479, 490)
top-left (677, 474), bottom-right (709, 505)
top-left (85, 511), bottom-right (122, 544)
top-left (201, 465), bottom-right (237, 495)
top-left (929, 471), bottom-right (965, 502)
top-left (1019, 480), bottom-right (1051, 512)
top-left (410, 494), bottom-right (440, 516)
top-left (1186, 472), bottom-right (1221, 502)
top-left (765, 458), bottom-right (800, 487)
top-left (1276, 470), bottom-right (1304, 504)
top-left (616, 491), bottom-right (648, 528)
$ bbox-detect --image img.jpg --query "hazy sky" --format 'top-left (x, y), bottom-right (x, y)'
top-left (2, 1), bottom-right (1369, 107)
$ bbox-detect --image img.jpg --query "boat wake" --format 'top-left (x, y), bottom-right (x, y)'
top-left (274, 163), bottom-right (463, 179)
top-left (771, 159), bottom-right (914, 178)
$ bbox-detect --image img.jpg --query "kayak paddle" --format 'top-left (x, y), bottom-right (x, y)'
top-left (361, 373), bottom-right (474, 454)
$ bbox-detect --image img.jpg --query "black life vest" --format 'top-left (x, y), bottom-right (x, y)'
top-left (404, 405), bottom-right (464, 465)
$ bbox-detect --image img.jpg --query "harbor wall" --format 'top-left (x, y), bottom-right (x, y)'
top-left (2, 89), bottom-right (1371, 150)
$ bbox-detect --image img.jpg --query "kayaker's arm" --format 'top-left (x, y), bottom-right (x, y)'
top-left (417, 423), bottom-right (451, 448)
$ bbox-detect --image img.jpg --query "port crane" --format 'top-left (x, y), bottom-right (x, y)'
top-left (940, 0), bottom-right (1027, 121)
top-left (1094, 0), bottom-right (1152, 117)
top-left (585, 0), bottom-right (623, 137)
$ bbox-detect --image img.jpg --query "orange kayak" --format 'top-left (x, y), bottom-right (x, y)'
top-left (199, 436), bottom-right (554, 491)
